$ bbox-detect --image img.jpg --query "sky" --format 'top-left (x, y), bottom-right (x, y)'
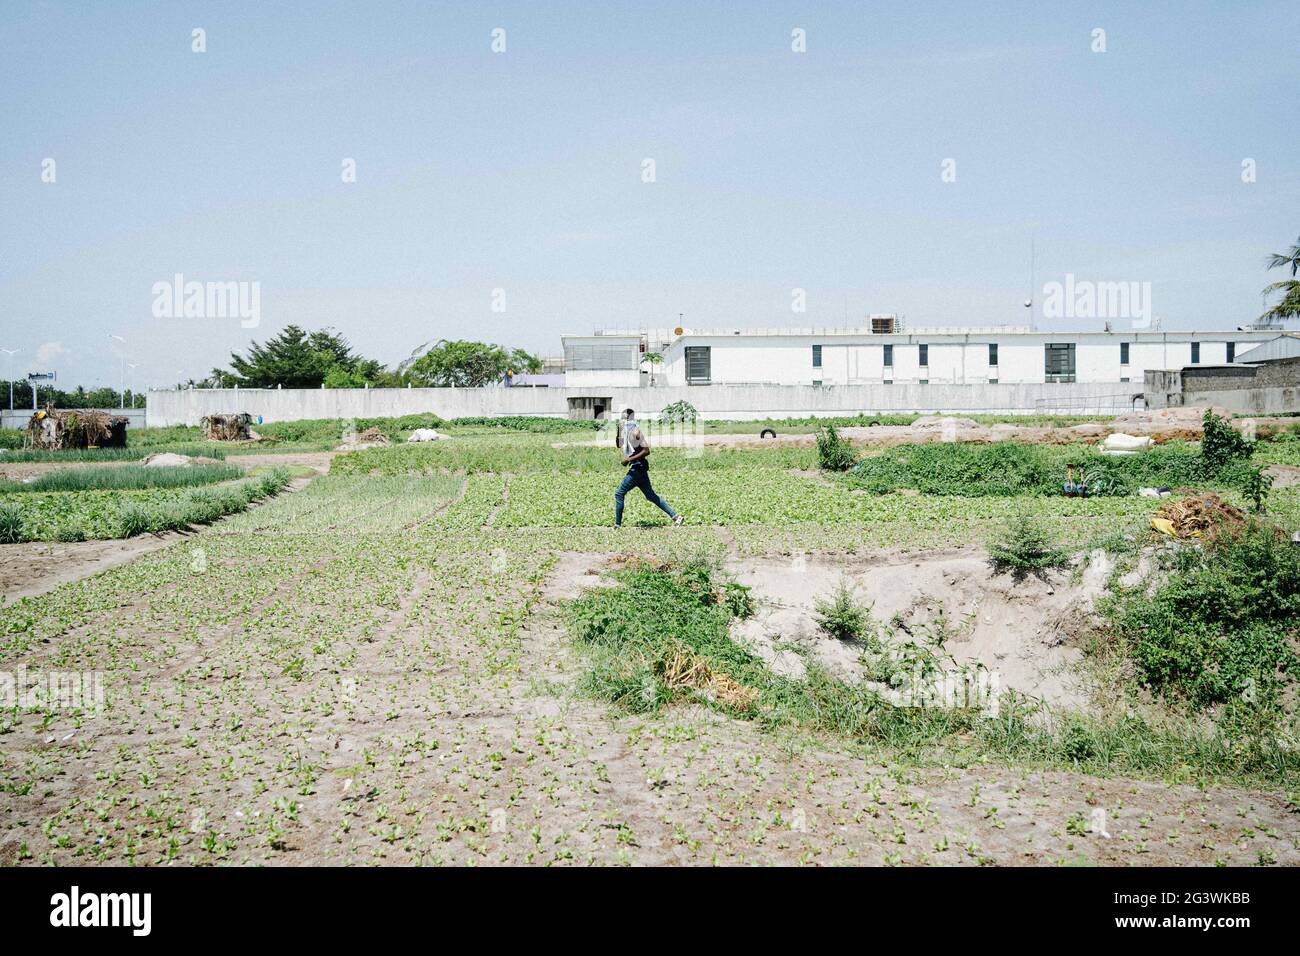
top-left (1, 0), bottom-right (1297, 390)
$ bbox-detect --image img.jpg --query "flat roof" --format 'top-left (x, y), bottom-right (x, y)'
top-left (564, 328), bottom-right (1283, 339)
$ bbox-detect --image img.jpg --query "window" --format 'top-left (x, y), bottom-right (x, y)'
top-left (883, 344), bottom-right (894, 367)
top-left (1120, 377), bottom-right (1130, 383)
top-left (1191, 342), bottom-right (1200, 364)
top-left (1120, 342), bottom-right (1130, 365)
top-left (1226, 341), bottom-right (1236, 362)
top-left (919, 379), bottom-right (929, 385)
top-left (988, 343), bottom-right (998, 367)
top-left (918, 344), bottom-right (929, 367)
top-left (812, 345), bottom-right (822, 368)
top-left (564, 342), bottom-right (639, 370)
top-left (685, 346), bottom-right (711, 384)
top-left (1044, 343), bottom-right (1076, 383)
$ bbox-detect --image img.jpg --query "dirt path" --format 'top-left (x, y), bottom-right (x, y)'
top-left (1266, 464), bottom-right (1300, 489)
top-left (225, 451), bottom-right (335, 474)
top-left (0, 535), bottom-right (188, 604)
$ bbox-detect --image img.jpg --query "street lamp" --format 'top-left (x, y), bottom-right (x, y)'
top-left (0, 348), bottom-right (17, 412)
top-left (126, 362), bottom-right (140, 409)
top-left (108, 334), bottom-right (127, 409)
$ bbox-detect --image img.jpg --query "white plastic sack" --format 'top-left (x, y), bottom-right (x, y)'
top-left (1102, 432), bottom-right (1154, 452)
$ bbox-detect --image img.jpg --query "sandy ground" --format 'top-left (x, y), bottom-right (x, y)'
top-left (1267, 464), bottom-right (1300, 489)
top-left (0, 535), bottom-right (187, 604)
top-left (223, 451), bottom-right (335, 474)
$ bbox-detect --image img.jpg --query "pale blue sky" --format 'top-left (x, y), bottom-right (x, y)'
top-left (1, 0), bottom-right (1296, 389)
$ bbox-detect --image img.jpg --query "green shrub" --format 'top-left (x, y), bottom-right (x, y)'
top-left (816, 424), bottom-right (858, 471)
top-left (988, 514), bottom-right (1070, 577)
top-left (1201, 409), bottom-right (1252, 473)
top-left (1238, 464), bottom-right (1273, 513)
top-left (1109, 521), bottom-right (1300, 709)
top-left (847, 441), bottom-right (1209, 497)
top-left (813, 580), bottom-right (870, 642)
top-left (659, 400), bottom-right (698, 425)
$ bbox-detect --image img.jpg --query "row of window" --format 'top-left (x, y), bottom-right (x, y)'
top-left (688, 341), bottom-right (1239, 386)
top-left (811, 341), bottom-right (1235, 369)
top-left (813, 343), bottom-right (949, 368)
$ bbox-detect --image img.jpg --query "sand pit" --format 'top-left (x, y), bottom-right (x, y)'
top-left (724, 548), bottom-right (1117, 711)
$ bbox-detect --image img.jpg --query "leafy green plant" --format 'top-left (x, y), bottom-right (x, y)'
top-left (1239, 464), bottom-right (1273, 513)
top-left (658, 400), bottom-right (698, 425)
top-left (988, 514), bottom-right (1069, 578)
top-left (813, 580), bottom-right (870, 642)
top-left (1201, 409), bottom-right (1252, 473)
top-left (816, 424), bottom-right (858, 471)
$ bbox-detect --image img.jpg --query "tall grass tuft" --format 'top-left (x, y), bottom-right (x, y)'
top-left (1, 462), bottom-right (241, 494)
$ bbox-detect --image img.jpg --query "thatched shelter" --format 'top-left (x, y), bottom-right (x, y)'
top-left (200, 413), bottom-right (254, 441)
top-left (26, 407), bottom-right (129, 450)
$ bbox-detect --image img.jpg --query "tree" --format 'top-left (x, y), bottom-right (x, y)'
top-left (1260, 236), bottom-right (1300, 326)
top-left (641, 351), bottom-right (662, 386)
top-left (400, 340), bottom-right (541, 388)
top-left (216, 326), bottom-right (380, 388)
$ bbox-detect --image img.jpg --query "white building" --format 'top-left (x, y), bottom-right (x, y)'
top-left (562, 320), bottom-right (1283, 389)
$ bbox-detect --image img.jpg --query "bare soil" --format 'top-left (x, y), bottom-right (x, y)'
top-left (0, 534), bottom-right (187, 604)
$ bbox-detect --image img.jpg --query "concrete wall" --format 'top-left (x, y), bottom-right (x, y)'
top-left (1, 409), bottom-right (146, 432)
top-left (1145, 357), bottom-right (1300, 414)
top-left (147, 381), bottom-right (1143, 427)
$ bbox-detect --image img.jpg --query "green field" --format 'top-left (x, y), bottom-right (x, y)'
top-left (1, 426), bottom-right (1297, 867)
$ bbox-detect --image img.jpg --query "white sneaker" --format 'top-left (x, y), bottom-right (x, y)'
top-left (672, 514), bottom-right (684, 526)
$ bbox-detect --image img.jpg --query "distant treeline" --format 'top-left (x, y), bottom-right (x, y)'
top-left (1, 381), bottom-right (144, 411)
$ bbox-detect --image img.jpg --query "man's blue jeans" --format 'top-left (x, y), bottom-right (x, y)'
top-left (615, 462), bottom-right (677, 526)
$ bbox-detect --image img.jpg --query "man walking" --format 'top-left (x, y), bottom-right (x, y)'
top-left (614, 408), bottom-right (683, 528)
